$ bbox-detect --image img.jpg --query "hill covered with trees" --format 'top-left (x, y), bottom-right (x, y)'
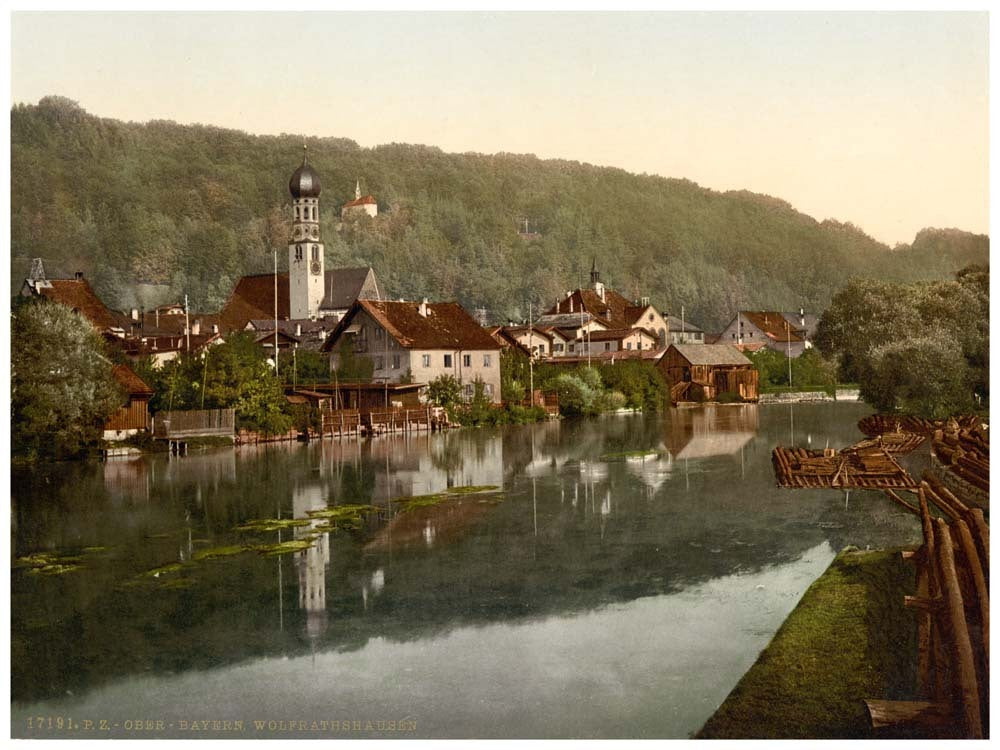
top-left (11, 96), bottom-right (989, 331)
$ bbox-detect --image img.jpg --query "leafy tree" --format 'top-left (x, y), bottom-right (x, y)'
top-left (598, 360), bottom-right (667, 410)
top-left (816, 265), bottom-right (988, 416)
top-left (426, 374), bottom-right (462, 408)
top-left (333, 339), bottom-right (374, 382)
top-left (12, 302), bottom-right (122, 458)
top-left (279, 348), bottom-right (329, 385)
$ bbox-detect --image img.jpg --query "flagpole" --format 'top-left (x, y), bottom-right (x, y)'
top-left (274, 247), bottom-right (279, 375)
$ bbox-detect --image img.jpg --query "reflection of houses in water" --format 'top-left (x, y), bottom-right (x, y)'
top-left (102, 457), bottom-right (150, 503)
top-left (161, 448), bottom-right (238, 493)
top-left (329, 432), bottom-right (504, 501)
top-left (364, 497), bottom-right (495, 552)
top-left (666, 405), bottom-right (759, 460)
top-left (624, 450), bottom-right (674, 494)
top-left (292, 482), bottom-right (331, 639)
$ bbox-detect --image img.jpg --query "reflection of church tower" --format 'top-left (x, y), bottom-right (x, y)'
top-left (292, 483), bottom-right (331, 639)
top-left (288, 147), bottom-right (325, 320)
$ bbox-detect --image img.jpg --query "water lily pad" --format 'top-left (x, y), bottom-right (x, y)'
top-left (81, 546), bottom-right (110, 554)
top-left (15, 552), bottom-right (83, 570)
top-left (193, 545), bottom-right (249, 561)
top-left (29, 563), bottom-right (83, 576)
top-left (252, 539), bottom-right (315, 557)
top-left (139, 562), bottom-right (191, 578)
top-left (234, 518), bottom-right (313, 533)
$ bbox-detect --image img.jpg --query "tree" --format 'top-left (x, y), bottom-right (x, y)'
top-left (426, 374), bottom-right (462, 408)
top-left (333, 338), bottom-right (374, 382)
top-left (12, 302), bottom-right (122, 458)
top-left (815, 266), bottom-right (988, 416)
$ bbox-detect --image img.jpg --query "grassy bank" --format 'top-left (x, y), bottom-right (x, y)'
top-left (697, 547), bottom-right (917, 739)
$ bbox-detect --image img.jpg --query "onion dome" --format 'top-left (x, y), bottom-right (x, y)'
top-left (289, 146), bottom-right (321, 198)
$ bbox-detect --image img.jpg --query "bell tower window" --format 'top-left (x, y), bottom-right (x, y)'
top-left (312, 245), bottom-right (319, 262)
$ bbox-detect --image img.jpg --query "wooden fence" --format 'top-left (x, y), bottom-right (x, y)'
top-left (868, 476), bottom-right (989, 739)
top-left (152, 408), bottom-right (235, 439)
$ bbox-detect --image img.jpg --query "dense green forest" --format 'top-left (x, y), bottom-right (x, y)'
top-left (11, 96), bottom-right (989, 330)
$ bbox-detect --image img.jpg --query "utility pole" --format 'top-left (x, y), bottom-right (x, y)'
top-left (786, 320), bottom-right (792, 387)
top-left (273, 247), bottom-right (279, 376)
top-left (528, 301), bottom-right (534, 406)
top-left (681, 305), bottom-right (686, 343)
top-left (184, 294), bottom-right (190, 353)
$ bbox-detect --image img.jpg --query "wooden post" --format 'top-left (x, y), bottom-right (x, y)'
top-left (952, 518), bottom-right (989, 667)
top-left (934, 518), bottom-right (983, 739)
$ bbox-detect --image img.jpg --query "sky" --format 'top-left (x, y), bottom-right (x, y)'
top-left (9, 11), bottom-right (989, 246)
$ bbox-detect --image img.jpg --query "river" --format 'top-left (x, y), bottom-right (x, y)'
top-left (11, 402), bottom-right (923, 739)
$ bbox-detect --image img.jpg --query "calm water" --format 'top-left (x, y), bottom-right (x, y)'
top-left (11, 403), bottom-right (922, 739)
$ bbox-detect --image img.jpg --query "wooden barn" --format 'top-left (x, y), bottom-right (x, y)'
top-left (658, 344), bottom-right (759, 404)
top-left (103, 364), bottom-right (154, 441)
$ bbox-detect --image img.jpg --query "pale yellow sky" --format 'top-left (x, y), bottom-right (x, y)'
top-left (11, 11), bottom-right (989, 245)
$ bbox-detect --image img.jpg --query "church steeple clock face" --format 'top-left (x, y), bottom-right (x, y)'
top-left (311, 259), bottom-right (322, 275)
top-left (308, 225), bottom-right (319, 241)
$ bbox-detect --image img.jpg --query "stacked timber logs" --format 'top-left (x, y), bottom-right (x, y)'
top-left (850, 433), bottom-right (926, 455)
top-left (772, 445), bottom-right (916, 490)
top-left (859, 414), bottom-right (980, 439)
top-left (932, 419), bottom-right (989, 499)
top-left (866, 481), bottom-right (989, 739)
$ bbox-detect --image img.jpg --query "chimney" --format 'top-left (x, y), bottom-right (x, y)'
top-left (130, 308), bottom-right (139, 321)
top-left (155, 309), bottom-right (160, 328)
top-left (191, 319), bottom-right (201, 336)
top-left (799, 308), bottom-right (805, 328)
top-left (569, 297), bottom-right (574, 313)
top-left (295, 323), bottom-right (302, 337)
top-left (74, 271), bottom-right (84, 280)
top-left (419, 298), bottom-right (429, 317)
top-left (211, 323), bottom-right (219, 334)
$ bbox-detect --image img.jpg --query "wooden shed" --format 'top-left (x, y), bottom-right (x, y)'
top-left (658, 344), bottom-right (759, 403)
top-left (103, 364), bottom-right (154, 440)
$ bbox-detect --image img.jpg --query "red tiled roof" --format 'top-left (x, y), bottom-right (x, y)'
top-left (112, 364), bottom-right (154, 396)
top-left (740, 312), bottom-right (804, 343)
top-left (343, 195), bottom-right (377, 208)
top-left (546, 288), bottom-right (638, 329)
top-left (217, 274), bottom-right (291, 332)
top-left (325, 300), bottom-right (500, 352)
top-left (37, 279), bottom-right (127, 330)
top-left (588, 328), bottom-right (645, 342)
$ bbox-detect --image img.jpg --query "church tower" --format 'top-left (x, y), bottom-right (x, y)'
top-left (288, 146), bottom-right (325, 319)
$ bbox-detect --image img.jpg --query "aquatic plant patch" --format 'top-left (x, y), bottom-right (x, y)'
top-left (234, 518), bottom-right (313, 533)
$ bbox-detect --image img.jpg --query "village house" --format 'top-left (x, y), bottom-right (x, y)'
top-left (657, 343), bottom-right (759, 403)
top-left (665, 314), bottom-right (705, 345)
top-left (580, 327), bottom-right (660, 355)
top-left (322, 298), bottom-right (503, 403)
top-left (497, 325), bottom-right (560, 358)
top-left (103, 364), bottom-right (154, 441)
top-left (542, 262), bottom-right (670, 350)
top-left (717, 310), bottom-right (814, 358)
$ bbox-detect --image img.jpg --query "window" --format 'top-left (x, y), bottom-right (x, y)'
top-left (604, 343), bottom-right (611, 351)
top-left (295, 245), bottom-right (303, 261)
top-left (444, 354), bottom-right (453, 368)
top-left (648, 313), bottom-right (654, 322)
top-left (483, 354), bottom-right (492, 367)
top-left (422, 354), bottom-right (431, 367)
top-left (463, 383), bottom-right (474, 399)
top-left (294, 206), bottom-right (300, 220)
top-left (375, 357), bottom-right (384, 370)
top-left (312, 245), bottom-right (319, 262)
top-left (484, 383), bottom-right (493, 396)
top-left (626, 342), bottom-right (632, 350)
top-left (554, 343), bottom-right (563, 353)
top-left (569, 343), bottom-right (575, 353)
top-left (463, 354), bottom-right (471, 368)
top-left (392, 354), bottom-right (401, 369)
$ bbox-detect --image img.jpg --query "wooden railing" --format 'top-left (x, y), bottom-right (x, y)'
top-left (868, 476), bottom-right (989, 738)
top-left (152, 408), bottom-right (235, 438)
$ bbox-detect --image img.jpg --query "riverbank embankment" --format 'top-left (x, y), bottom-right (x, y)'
top-left (697, 547), bottom-right (916, 739)
top-left (759, 387), bottom-right (860, 404)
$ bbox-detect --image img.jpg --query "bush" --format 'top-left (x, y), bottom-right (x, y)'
top-left (426, 374), bottom-right (463, 408)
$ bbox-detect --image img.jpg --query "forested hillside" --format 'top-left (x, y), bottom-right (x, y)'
top-left (11, 96), bottom-right (989, 330)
